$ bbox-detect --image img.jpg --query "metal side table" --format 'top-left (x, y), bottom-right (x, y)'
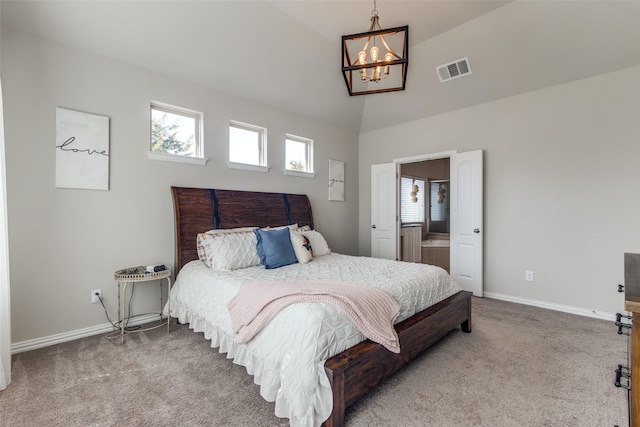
top-left (114, 267), bottom-right (171, 343)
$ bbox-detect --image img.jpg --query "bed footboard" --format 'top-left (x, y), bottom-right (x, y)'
top-left (323, 290), bottom-right (472, 427)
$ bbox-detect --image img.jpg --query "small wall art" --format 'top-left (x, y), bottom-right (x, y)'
top-left (55, 107), bottom-right (110, 190)
top-left (328, 159), bottom-right (345, 201)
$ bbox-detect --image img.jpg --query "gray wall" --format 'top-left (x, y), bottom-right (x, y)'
top-left (2, 28), bottom-right (359, 343)
top-left (359, 66), bottom-right (640, 316)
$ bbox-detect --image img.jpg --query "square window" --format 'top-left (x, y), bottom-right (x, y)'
top-left (151, 102), bottom-right (202, 158)
top-left (229, 121), bottom-right (266, 166)
top-left (285, 134), bottom-right (313, 173)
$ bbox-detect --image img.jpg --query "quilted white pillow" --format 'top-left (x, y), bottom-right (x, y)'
top-left (293, 229), bottom-right (331, 257)
top-left (196, 229), bottom-right (260, 270)
top-left (203, 226), bottom-right (257, 236)
top-left (197, 227), bottom-right (254, 266)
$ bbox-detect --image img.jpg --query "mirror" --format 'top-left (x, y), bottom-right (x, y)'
top-left (428, 180), bottom-right (449, 234)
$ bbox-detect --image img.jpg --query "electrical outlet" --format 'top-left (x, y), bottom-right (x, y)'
top-left (91, 289), bottom-right (102, 304)
top-left (525, 271), bottom-right (534, 282)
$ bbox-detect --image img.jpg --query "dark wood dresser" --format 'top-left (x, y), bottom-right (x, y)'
top-left (624, 253), bottom-right (640, 427)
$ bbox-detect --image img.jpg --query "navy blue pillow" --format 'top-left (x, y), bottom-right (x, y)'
top-left (253, 228), bottom-right (298, 269)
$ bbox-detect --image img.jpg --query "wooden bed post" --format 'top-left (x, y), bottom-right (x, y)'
top-left (324, 369), bottom-right (346, 427)
top-left (462, 295), bottom-right (472, 333)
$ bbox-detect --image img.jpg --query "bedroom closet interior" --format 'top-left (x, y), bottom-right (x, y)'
top-left (399, 158), bottom-right (450, 272)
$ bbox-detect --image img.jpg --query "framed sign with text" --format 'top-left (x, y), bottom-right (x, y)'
top-left (55, 107), bottom-right (110, 190)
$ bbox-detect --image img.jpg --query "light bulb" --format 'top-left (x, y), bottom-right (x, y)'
top-left (358, 50), bottom-right (367, 81)
top-left (358, 50), bottom-right (367, 65)
top-left (383, 52), bottom-right (393, 76)
top-left (370, 46), bottom-right (379, 62)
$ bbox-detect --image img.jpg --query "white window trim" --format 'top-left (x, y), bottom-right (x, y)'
top-left (147, 151), bottom-right (208, 165)
top-left (150, 101), bottom-right (204, 159)
top-left (229, 120), bottom-right (267, 168)
top-left (284, 169), bottom-right (316, 178)
top-left (227, 161), bottom-right (270, 173)
top-left (285, 133), bottom-right (314, 174)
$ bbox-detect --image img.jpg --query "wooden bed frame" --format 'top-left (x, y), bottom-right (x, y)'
top-left (171, 186), bottom-right (472, 427)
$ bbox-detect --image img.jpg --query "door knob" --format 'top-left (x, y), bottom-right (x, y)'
top-left (372, 225), bottom-right (377, 229)
top-left (473, 228), bottom-right (480, 233)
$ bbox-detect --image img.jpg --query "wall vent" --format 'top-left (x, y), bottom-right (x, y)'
top-left (436, 57), bottom-right (472, 83)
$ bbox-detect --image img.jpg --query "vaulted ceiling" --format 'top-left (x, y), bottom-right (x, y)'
top-left (2, 1), bottom-right (639, 133)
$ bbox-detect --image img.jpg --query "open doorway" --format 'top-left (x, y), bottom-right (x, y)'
top-left (371, 149), bottom-right (483, 296)
top-left (399, 158), bottom-right (451, 272)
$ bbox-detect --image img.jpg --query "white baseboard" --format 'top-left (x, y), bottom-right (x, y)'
top-left (12, 294), bottom-right (617, 354)
top-left (11, 314), bottom-right (166, 354)
top-left (484, 292), bottom-right (617, 322)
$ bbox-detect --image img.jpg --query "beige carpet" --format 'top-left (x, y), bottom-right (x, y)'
top-left (0, 297), bottom-right (628, 426)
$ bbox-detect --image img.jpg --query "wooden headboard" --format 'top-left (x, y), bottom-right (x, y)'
top-left (171, 187), bottom-right (314, 273)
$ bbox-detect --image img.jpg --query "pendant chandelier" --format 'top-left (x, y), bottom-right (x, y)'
top-left (341, 0), bottom-right (409, 96)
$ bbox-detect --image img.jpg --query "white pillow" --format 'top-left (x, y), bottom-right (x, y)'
top-left (197, 227), bottom-right (256, 266)
top-left (293, 229), bottom-right (331, 257)
top-left (204, 226), bottom-right (257, 236)
top-left (196, 228), bottom-right (260, 270)
top-left (290, 232), bottom-right (313, 264)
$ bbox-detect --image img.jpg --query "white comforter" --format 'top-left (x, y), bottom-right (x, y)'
top-left (168, 253), bottom-right (461, 427)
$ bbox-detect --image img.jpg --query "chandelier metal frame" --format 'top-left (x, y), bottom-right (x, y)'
top-left (341, 3), bottom-right (409, 96)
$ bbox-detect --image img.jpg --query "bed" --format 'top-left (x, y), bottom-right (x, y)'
top-left (169, 186), bottom-right (472, 426)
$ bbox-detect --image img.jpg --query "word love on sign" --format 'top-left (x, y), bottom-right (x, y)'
top-left (55, 107), bottom-right (110, 191)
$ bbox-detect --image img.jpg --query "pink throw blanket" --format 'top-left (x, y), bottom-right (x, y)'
top-left (226, 280), bottom-right (401, 353)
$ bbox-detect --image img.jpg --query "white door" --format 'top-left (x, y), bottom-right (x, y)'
top-left (371, 163), bottom-right (397, 259)
top-left (450, 150), bottom-right (483, 296)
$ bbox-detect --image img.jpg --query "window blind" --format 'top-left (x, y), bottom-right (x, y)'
top-left (400, 176), bottom-right (425, 223)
